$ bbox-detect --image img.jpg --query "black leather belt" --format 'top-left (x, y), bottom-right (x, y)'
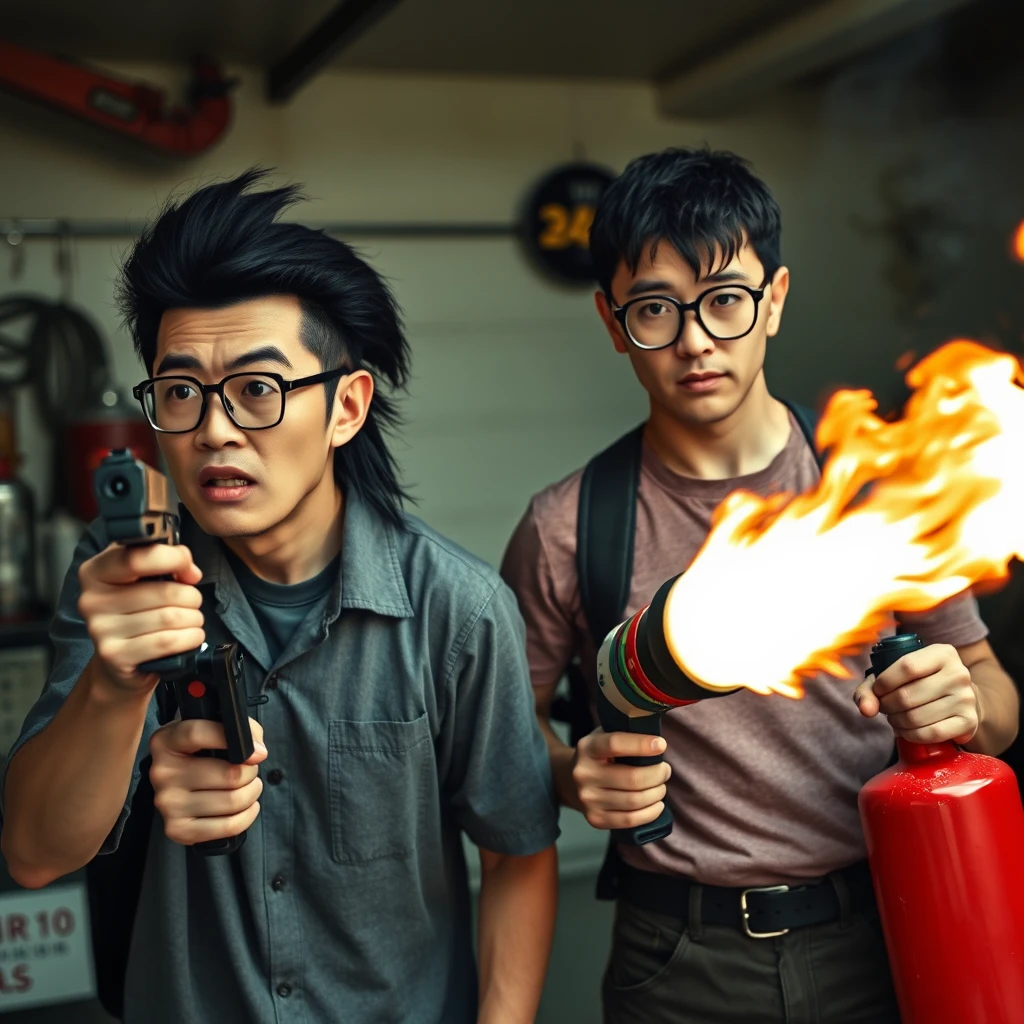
top-left (618, 860), bottom-right (876, 939)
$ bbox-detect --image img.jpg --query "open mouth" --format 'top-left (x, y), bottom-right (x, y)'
top-left (202, 476), bottom-right (252, 488)
top-left (198, 466), bottom-right (256, 500)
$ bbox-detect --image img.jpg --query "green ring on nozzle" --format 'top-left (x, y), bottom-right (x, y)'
top-left (607, 619), bottom-right (666, 712)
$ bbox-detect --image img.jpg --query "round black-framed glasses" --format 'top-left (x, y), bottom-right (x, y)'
top-left (612, 281), bottom-right (768, 350)
top-left (132, 367), bottom-right (351, 434)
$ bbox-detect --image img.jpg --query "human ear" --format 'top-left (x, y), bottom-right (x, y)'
top-left (595, 290), bottom-right (629, 354)
top-left (765, 266), bottom-right (790, 338)
top-left (329, 370), bottom-right (374, 449)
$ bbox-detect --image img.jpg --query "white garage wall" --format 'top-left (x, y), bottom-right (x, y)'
top-left (5, 51), bottom-right (1024, 849)
top-left (3, 57), bottom-right (1024, 1021)
top-left (0, 63), bottom-right (888, 557)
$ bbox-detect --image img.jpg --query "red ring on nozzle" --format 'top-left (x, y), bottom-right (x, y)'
top-left (625, 607), bottom-right (695, 708)
top-left (619, 607), bottom-right (666, 705)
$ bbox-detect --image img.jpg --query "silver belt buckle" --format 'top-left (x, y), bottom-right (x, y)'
top-left (740, 885), bottom-right (791, 938)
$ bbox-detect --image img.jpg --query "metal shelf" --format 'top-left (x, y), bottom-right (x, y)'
top-left (2, 218), bottom-right (518, 242)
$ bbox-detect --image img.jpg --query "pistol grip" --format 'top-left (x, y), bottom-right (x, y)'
top-left (139, 653), bottom-right (190, 676)
top-left (194, 832), bottom-right (246, 856)
top-left (596, 695), bottom-right (674, 847)
top-left (189, 744), bottom-right (248, 857)
top-left (136, 569), bottom-right (184, 678)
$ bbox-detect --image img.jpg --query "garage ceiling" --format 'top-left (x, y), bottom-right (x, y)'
top-left (2, 0), bottom-right (821, 78)
top-left (0, 0), bottom-right (1011, 112)
top-left (3, 0), bottom-right (336, 69)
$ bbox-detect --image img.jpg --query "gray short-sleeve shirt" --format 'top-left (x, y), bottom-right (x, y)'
top-left (1, 494), bottom-right (560, 1024)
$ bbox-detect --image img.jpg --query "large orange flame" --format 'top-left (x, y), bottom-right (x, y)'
top-left (1013, 220), bottom-right (1024, 263)
top-left (664, 339), bottom-right (1024, 698)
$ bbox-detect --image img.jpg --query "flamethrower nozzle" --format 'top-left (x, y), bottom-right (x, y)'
top-left (593, 574), bottom-right (741, 846)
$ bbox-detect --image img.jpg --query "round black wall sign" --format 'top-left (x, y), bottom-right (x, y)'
top-left (522, 163), bottom-right (616, 286)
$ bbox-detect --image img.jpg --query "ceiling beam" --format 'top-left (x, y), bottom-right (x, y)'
top-left (656, 0), bottom-right (978, 118)
top-left (266, 0), bottom-right (403, 104)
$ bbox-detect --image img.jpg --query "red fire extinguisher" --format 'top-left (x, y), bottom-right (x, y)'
top-left (859, 633), bottom-right (1024, 1023)
top-left (58, 386), bottom-right (161, 524)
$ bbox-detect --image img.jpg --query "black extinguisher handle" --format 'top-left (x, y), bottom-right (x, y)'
top-left (596, 696), bottom-right (673, 846)
top-left (870, 633), bottom-right (924, 678)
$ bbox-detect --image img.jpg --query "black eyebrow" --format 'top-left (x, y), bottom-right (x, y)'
top-left (624, 270), bottom-right (752, 300)
top-left (155, 352), bottom-right (202, 375)
top-left (224, 346), bottom-right (293, 371)
top-left (625, 278), bottom-right (674, 297)
top-left (701, 269), bottom-right (751, 284)
top-left (154, 345), bottom-right (294, 377)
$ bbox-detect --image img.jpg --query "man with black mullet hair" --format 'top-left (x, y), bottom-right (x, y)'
top-left (502, 146), bottom-right (1018, 1023)
top-left (0, 169), bottom-right (560, 1024)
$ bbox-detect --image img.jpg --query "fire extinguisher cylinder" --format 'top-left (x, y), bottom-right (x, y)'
top-left (859, 632), bottom-right (1024, 1024)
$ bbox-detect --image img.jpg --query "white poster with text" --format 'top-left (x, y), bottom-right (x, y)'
top-left (0, 883), bottom-right (95, 1012)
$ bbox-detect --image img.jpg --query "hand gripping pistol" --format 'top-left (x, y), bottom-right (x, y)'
top-left (94, 448), bottom-right (256, 855)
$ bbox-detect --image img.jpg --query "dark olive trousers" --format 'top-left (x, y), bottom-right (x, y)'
top-left (602, 882), bottom-right (901, 1024)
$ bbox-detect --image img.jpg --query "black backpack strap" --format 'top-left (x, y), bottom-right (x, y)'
top-left (553, 425), bottom-right (645, 750)
top-left (568, 425), bottom-right (645, 902)
top-left (577, 424), bottom-right (646, 648)
top-left (779, 397), bottom-right (824, 469)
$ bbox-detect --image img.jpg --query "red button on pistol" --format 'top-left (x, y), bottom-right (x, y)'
top-left (187, 680), bottom-right (206, 699)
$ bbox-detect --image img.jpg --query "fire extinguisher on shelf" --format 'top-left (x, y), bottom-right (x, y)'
top-left (0, 387), bottom-right (38, 621)
top-left (859, 633), bottom-right (1024, 1023)
top-left (56, 384), bottom-right (161, 525)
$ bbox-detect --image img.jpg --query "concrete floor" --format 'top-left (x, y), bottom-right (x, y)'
top-left (537, 871), bottom-right (614, 1024)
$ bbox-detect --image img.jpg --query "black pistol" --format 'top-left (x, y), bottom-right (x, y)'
top-left (94, 448), bottom-right (255, 855)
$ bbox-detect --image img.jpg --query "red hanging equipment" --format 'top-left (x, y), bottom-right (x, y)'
top-left (0, 39), bottom-right (234, 156)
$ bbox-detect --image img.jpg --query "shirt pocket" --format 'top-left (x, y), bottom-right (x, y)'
top-left (328, 715), bottom-right (433, 865)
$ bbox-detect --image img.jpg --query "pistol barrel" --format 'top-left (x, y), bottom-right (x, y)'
top-left (93, 448), bottom-right (178, 545)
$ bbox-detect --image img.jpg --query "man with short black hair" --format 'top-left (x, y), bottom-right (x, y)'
top-left (502, 146), bottom-right (1019, 1023)
top-left (1, 170), bottom-right (560, 1024)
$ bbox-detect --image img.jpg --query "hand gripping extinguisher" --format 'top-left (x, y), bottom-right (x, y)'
top-left (595, 573), bottom-right (741, 845)
top-left (859, 633), bottom-right (1024, 1023)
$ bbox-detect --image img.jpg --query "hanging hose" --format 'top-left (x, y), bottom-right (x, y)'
top-left (0, 295), bottom-right (111, 421)
top-left (0, 295), bottom-right (113, 512)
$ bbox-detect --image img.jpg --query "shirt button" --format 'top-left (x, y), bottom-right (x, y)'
top-left (267, 769), bottom-right (284, 785)
top-left (271, 875), bottom-right (286, 892)
top-left (266, 673), bottom-right (279, 690)
top-left (277, 983), bottom-right (292, 998)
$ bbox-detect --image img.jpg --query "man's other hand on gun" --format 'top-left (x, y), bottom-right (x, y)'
top-left (150, 717), bottom-right (267, 847)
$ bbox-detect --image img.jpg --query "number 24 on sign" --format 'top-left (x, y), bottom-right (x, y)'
top-left (538, 203), bottom-right (595, 250)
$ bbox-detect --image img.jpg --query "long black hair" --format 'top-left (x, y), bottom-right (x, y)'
top-left (117, 168), bottom-right (411, 527)
top-left (590, 146), bottom-right (782, 297)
